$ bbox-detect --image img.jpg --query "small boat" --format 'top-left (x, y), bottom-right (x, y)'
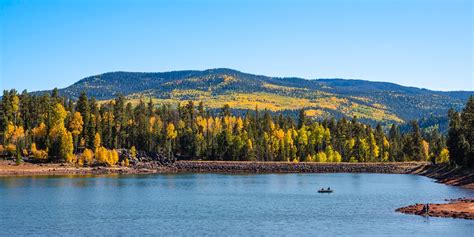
top-left (318, 189), bottom-right (333, 193)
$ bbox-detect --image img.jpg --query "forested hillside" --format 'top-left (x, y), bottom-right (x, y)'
top-left (2, 88), bottom-right (473, 168)
top-left (33, 69), bottom-right (472, 125)
top-left (0, 90), bottom-right (454, 165)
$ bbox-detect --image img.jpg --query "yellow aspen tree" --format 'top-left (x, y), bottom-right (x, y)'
top-left (81, 148), bottom-right (94, 166)
top-left (49, 103), bottom-right (68, 160)
top-left (166, 123), bottom-right (178, 140)
top-left (60, 131), bottom-right (74, 163)
top-left (437, 148), bottom-right (449, 164)
top-left (95, 146), bottom-right (107, 164)
top-left (6, 144), bottom-right (17, 154)
top-left (382, 137), bottom-right (390, 162)
top-left (32, 122), bottom-right (47, 138)
top-left (422, 140), bottom-right (430, 161)
top-left (94, 133), bottom-right (101, 152)
top-left (130, 146), bottom-right (137, 158)
top-left (12, 94), bottom-right (19, 123)
top-left (369, 133), bottom-right (379, 162)
top-left (325, 145), bottom-right (334, 162)
top-left (11, 126), bottom-right (25, 144)
top-left (333, 151), bottom-right (342, 163)
top-left (69, 112), bottom-right (84, 136)
top-left (110, 149), bottom-right (119, 166)
top-left (69, 112), bottom-right (84, 151)
top-left (4, 122), bottom-right (15, 142)
top-left (31, 143), bottom-right (47, 160)
top-left (124, 158), bottom-right (130, 167)
top-left (315, 151), bottom-right (327, 162)
top-left (50, 103), bottom-right (67, 129)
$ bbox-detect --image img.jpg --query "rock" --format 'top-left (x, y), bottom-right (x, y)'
top-left (117, 149), bottom-right (176, 168)
top-left (172, 161), bottom-right (419, 174)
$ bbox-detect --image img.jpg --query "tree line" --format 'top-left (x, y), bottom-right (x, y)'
top-left (446, 96), bottom-right (474, 168)
top-left (0, 89), bottom-right (472, 168)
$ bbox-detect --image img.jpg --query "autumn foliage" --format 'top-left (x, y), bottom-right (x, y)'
top-left (1, 89), bottom-right (471, 168)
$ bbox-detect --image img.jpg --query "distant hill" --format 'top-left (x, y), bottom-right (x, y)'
top-left (34, 68), bottom-right (472, 125)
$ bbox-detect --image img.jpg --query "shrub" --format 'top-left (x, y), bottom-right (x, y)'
top-left (95, 147), bottom-right (118, 166)
top-left (80, 149), bottom-right (94, 166)
top-left (436, 148), bottom-right (449, 164)
top-left (333, 151), bottom-right (342, 163)
top-left (6, 144), bottom-right (17, 155)
top-left (130, 146), bottom-right (137, 158)
top-left (315, 151), bottom-right (327, 162)
top-left (31, 143), bottom-right (48, 160)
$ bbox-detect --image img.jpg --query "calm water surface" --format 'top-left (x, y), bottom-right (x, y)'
top-left (1, 173), bottom-right (473, 236)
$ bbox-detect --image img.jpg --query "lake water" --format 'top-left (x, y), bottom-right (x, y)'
top-left (1, 173), bottom-right (473, 236)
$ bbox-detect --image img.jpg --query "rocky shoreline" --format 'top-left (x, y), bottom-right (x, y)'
top-left (396, 198), bottom-right (474, 220)
top-left (0, 160), bottom-right (425, 176)
top-left (173, 161), bottom-right (422, 174)
top-left (410, 163), bottom-right (474, 189)
top-left (1, 159), bottom-right (472, 191)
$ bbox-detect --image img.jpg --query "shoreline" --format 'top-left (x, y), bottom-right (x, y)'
top-left (0, 160), bottom-right (423, 176)
top-left (396, 198), bottom-right (474, 220)
top-left (409, 164), bottom-right (474, 189)
top-left (173, 160), bottom-right (421, 174)
top-left (0, 160), bottom-right (472, 190)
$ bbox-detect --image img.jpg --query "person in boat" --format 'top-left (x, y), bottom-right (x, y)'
top-left (327, 187), bottom-right (330, 191)
top-left (422, 203), bottom-right (430, 214)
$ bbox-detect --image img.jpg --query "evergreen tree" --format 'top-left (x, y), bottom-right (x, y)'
top-left (297, 108), bottom-right (306, 129)
top-left (460, 96), bottom-right (474, 167)
top-left (409, 121), bottom-right (424, 161)
top-left (447, 109), bottom-right (465, 166)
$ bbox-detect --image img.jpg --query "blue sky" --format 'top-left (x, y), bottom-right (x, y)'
top-left (0, 0), bottom-right (472, 92)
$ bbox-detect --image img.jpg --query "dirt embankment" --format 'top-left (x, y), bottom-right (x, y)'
top-left (396, 198), bottom-right (474, 220)
top-left (410, 164), bottom-right (474, 189)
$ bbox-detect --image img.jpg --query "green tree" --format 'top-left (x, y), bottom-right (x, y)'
top-left (460, 96), bottom-right (474, 167)
top-left (447, 109), bottom-right (465, 166)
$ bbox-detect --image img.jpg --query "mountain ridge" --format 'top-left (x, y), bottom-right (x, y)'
top-left (73, 68), bottom-right (470, 93)
top-left (32, 68), bottom-right (473, 125)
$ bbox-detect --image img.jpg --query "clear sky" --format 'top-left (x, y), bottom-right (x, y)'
top-left (0, 0), bottom-right (472, 92)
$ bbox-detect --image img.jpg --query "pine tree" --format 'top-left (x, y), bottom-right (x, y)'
top-left (76, 92), bottom-right (90, 146)
top-left (447, 109), bottom-right (464, 166)
top-left (409, 121), bottom-right (424, 161)
top-left (297, 108), bottom-right (306, 129)
top-left (460, 96), bottom-right (474, 167)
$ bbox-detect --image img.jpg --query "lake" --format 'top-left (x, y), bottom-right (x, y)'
top-left (1, 173), bottom-right (473, 236)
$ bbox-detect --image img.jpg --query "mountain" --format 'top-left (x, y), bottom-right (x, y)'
top-left (36, 68), bottom-right (472, 124)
